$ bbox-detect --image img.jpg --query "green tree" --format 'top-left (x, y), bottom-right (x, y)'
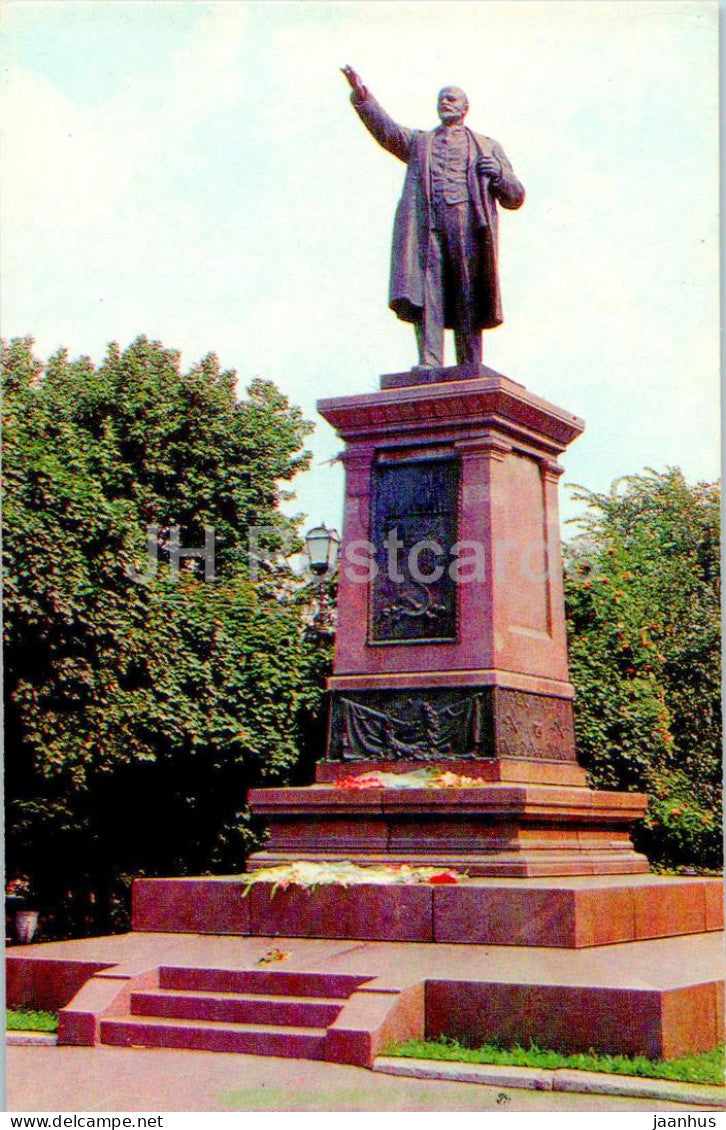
top-left (564, 468), bottom-right (721, 870)
top-left (3, 335), bottom-right (331, 936)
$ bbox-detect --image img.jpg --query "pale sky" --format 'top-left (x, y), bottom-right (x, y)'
top-left (1, 0), bottom-right (719, 532)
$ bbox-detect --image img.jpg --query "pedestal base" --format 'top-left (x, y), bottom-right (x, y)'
top-left (247, 780), bottom-right (649, 878)
top-left (131, 873), bottom-right (723, 948)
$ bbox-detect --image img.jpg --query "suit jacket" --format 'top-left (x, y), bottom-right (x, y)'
top-left (353, 91), bottom-right (525, 330)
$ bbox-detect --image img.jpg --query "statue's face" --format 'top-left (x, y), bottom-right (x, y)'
top-left (437, 87), bottom-right (469, 124)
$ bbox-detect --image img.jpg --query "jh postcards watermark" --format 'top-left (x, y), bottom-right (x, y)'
top-left (124, 524), bottom-right (597, 587)
top-left (125, 525), bottom-right (217, 584)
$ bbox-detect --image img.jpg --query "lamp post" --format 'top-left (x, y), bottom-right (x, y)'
top-left (302, 524), bottom-right (340, 637)
top-left (303, 524), bottom-right (340, 579)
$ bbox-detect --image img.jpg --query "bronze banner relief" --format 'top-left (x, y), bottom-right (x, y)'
top-left (327, 688), bottom-right (576, 763)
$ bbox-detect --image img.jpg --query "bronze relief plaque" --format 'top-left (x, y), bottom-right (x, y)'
top-left (370, 457), bottom-right (459, 643)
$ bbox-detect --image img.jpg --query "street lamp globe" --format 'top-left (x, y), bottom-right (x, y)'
top-left (304, 524), bottom-right (341, 577)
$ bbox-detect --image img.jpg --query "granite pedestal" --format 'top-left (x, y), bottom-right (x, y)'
top-left (248, 365), bottom-right (649, 877)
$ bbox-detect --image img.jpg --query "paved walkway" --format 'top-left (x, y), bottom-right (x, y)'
top-left (7, 1047), bottom-right (723, 1112)
top-left (9, 927), bottom-right (723, 993)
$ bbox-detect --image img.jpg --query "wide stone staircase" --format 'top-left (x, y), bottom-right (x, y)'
top-left (98, 967), bottom-right (373, 1059)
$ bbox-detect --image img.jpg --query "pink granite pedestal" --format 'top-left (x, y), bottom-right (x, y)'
top-left (248, 366), bottom-right (649, 878)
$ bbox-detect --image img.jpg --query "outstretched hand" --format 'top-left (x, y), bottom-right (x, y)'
top-left (341, 65), bottom-right (366, 98)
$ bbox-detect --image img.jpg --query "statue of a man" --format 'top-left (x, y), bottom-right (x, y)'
top-left (342, 66), bottom-right (525, 370)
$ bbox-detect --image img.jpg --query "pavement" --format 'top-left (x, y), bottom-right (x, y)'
top-left (6, 1046), bottom-right (725, 1112)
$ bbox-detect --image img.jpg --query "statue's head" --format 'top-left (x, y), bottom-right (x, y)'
top-left (437, 86), bottom-right (469, 124)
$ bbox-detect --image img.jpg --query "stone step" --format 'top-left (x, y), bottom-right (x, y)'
top-left (100, 1014), bottom-right (328, 1058)
top-left (158, 965), bottom-right (368, 998)
top-left (130, 987), bottom-right (344, 1028)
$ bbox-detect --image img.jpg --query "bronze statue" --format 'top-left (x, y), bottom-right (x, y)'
top-left (342, 66), bottom-right (525, 369)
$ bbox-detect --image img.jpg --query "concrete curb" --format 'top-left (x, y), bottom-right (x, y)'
top-left (7, 1031), bottom-right (58, 1046)
top-left (373, 1056), bottom-right (726, 1108)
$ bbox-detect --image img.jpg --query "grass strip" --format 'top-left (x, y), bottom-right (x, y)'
top-left (7, 1009), bottom-right (59, 1032)
top-left (390, 1036), bottom-right (725, 1086)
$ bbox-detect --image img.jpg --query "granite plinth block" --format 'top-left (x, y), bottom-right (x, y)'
top-left (132, 877), bottom-right (251, 935)
top-left (633, 881), bottom-right (710, 940)
top-left (425, 979), bottom-right (724, 1061)
top-left (248, 881), bottom-right (433, 942)
top-left (6, 958), bottom-right (113, 1012)
top-left (705, 880), bottom-right (724, 930)
top-left (125, 874), bottom-right (722, 948)
top-left (660, 983), bottom-right (724, 1060)
top-left (431, 876), bottom-right (723, 947)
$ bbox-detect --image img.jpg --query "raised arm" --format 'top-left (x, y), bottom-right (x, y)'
top-left (341, 65), bottom-right (413, 163)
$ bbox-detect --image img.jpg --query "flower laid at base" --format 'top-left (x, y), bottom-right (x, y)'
top-left (256, 947), bottom-right (290, 964)
top-left (334, 768), bottom-right (489, 790)
top-left (240, 860), bottom-right (464, 896)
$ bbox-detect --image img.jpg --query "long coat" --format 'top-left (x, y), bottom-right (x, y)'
top-left (353, 92), bottom-right (525, 330)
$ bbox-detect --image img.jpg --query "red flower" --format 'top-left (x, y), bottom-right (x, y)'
top-left (428, 870), bottom-right (460, 885)
top-left (337, 775), bottom-right (383, 790)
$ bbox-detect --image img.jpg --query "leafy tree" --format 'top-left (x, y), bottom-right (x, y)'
top-left (564, 468), bottom-right (721, 870)
top-left (3, 336), bottom-right (332, 937)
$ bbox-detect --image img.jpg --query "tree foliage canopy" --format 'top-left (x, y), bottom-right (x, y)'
top-left (564, 468), bottom-right (721, 870)
top-left (3, 335), bottom-right (329, 935)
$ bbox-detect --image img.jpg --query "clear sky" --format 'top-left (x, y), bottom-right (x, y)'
top-left (1, 0), bottom-right (719, 533)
